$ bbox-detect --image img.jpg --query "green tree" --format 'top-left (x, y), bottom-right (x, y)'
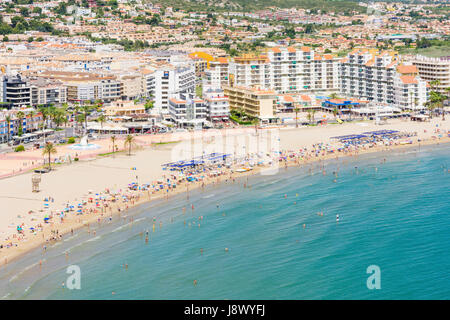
top-left (16, 111), bottom-right (25, 136)
top-left (42, 142), bottom-right (57, 170)
top-left (123, 134), bottom-right (136, 156)
top-left (5, 115), bottom-right (11, 143)
top-left (294, 106), bottom-right (300, 128)
top-left (110, 135), bottom-right (117, 157)
top-left (97, 114), bottom-right (106, 131)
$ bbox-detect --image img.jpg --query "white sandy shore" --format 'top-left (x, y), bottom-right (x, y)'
top-left (0, 118), bottom-right (448, 262)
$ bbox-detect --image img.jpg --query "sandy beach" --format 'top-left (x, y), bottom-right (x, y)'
top-left (0, 118), bottom-right (449, 265)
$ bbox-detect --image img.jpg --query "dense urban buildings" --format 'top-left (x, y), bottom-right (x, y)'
top-left (0, 0), bottom-right (448, 133)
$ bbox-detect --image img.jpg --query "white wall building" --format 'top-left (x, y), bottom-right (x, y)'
top-left (340, 49), bottom-right (428, 110)
top-left (229, 46), bottom-right (340, 94)
top-left (152, 63), bottom-right (196, 117)
top-left (412, 55), bottom-right (450, 95)
top-left (203, 88), bottom-right (230, 122)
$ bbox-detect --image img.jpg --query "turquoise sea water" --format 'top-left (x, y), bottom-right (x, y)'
top-left (1, 143), bottom-right (449, 299)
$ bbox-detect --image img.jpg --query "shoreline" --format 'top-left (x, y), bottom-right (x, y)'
top-left (1, 132), bottom-right (449, 267)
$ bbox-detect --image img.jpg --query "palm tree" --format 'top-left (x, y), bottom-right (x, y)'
top-left (97, 114), bottom-right (106, 133)
top-left (332, 107), bottom-right (338, 121)
top-left (329, 93), bottom-right (340, 100)
top-left (444, 87), bottom-right (450, 121)
top-left (81, 105), bottom-right (93, 135)
top-left (5, 115), bottom-right (11, 144)
top-left (123, 134), bottom-right (136, 156)
top-left (110, 135), bottom-right (117, 157)
top-left (42, 142), bottom-right (57, 170)
top-left (47, 105), bottom-right (57, 129)
top-left (306, 109), bottom-right (316, 125)
top-left (38, 105), bottom-right (48, 142)
top-left (294, 106), bottom-right (300, 128)
top-left (73, 103), bottom-right (80, 133)
top-left (28, 109), bottom-right (35, 131)
top-left (425, 101), bottom-right (435, 119)
top-left (16, 111), bottom-right (25, 136)
top-left (75, 113), bottom-right (85, 128)
top-left (53, 108), bottom-right (65, 129)
top-left (347, 105), bottom-right (353, 121)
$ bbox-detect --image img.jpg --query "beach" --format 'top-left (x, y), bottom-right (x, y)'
top-left (0, 118), bottom-right (449, 266)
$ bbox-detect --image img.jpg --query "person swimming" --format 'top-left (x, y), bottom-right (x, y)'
top-left (336, 214), bottom-right (340, 222)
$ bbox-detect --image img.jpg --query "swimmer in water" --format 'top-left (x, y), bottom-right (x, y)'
top-left (336, 214), bottom-right (340, 222)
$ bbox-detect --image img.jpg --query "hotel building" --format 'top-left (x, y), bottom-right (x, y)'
top-left (412, 55), bottom-right (450, 95)
top-left (223, 84), bottom-right (278, 123)
top-left (229, 47), bottom-right (340, 94)
top-left (339, 49), bottom-right (428, 110)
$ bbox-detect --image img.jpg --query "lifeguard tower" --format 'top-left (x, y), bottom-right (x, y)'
top-left (32, 174), bottom-right (41, 193)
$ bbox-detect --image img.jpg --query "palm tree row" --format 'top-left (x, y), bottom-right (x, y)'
top-left (109, 134), bottom-right (137, 157)
top-left (425, 80), bottom-right (449, 120)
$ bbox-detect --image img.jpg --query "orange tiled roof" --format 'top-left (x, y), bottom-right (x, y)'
top-left (397, 65), bottom-right (418, 74)
top-left (216, 57), bottom-right (228, 64)
top-left (400, 75), bottom-right (418, 85)
top-left (283, 95), bottom-right (294, 102)
top-left (271, 47), bottom-right (281, 53)
top-left (300, 95), bottom-right (311, 102)
top-left (365, 59), bottom-right (375, 67)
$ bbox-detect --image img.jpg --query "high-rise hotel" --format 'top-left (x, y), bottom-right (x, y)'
top-left (340, 49), bottom-right (428, 110)
top-left (228, 46), bottom-right (340, 94)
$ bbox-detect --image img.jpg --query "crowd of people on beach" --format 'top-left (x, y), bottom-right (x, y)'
top-left (0, 127), bottom-right (449, 265)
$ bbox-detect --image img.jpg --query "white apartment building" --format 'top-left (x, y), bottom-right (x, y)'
top-left (229, 47), bottom-right (340, 94)
top-left (120, 73), bottom-right (142, 101)
top-left (203, 88), bottom-right (230, 122)
top-left (152, 64), bottom-right (196, 116)
top-left (140, 68), bottom-right (156, 99)
top-left (168, 93), bottom-right (207, 128)
top-left (265, 47), bottom-right (339, 93)
top-left (412, 55), bottom-right (450, 95)
top-left (203, 57), bottom-right (230, 91)
top-left (100, 78), bottom-right (122, 102)
top-left (340, 49), bottom-right (428, 110)
top-left (0, 74), bottom-right (67, 107)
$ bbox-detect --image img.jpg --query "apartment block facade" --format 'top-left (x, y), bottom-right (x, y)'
top-left (340, 49), bottom-right (427, 110)
top-left (412, 55), bottom-right (450, 95)
top-left (223, 85), bottom-right (278, 123)
top-left (228, 47), bottom-right (340, 94)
